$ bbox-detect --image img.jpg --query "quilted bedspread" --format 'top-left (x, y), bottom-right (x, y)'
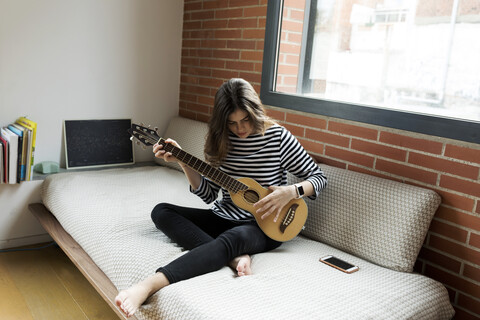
top-left (42, 166), bottom-right (454, 320)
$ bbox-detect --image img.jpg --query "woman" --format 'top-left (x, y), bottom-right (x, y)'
top-left (115, 78), bottom-right (327, 317)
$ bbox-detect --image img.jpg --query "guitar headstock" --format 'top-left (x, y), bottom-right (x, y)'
top-left (128, 123), bottom-right (162, 148)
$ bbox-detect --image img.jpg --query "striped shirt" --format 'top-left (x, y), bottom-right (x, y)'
top-left (191, 124), bottom-right (327, 221)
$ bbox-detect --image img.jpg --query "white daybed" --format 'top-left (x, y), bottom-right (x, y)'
top-left (30, 116), bottom-right (455, 320)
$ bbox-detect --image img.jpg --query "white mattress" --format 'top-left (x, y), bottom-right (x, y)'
top-left (42, 166), bottom-right (454, 320)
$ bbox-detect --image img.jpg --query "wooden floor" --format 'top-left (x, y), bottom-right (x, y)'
top-left (0, 243), bottom-right (119, 320)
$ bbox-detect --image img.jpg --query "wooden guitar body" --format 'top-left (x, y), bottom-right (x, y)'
top-left (230, 177), bottom-right (308, 242)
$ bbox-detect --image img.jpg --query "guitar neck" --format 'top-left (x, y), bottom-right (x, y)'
top-left (160, 139), bottom-right (246, 193)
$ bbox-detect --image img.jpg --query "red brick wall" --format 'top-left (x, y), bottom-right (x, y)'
top-left (179, 1), bottom-right (480, 318)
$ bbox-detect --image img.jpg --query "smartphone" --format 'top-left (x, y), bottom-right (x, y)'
top-left (320, 255), bottom-right (359, 273)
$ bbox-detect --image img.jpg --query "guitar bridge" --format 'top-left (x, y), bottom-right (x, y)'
top-left (279, 204), bottom-right (299, 233)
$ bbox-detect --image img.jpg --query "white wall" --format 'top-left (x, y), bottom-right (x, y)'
top-left (0, 0), bottom-right (184, 248)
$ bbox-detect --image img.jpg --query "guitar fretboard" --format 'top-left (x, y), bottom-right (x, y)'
top-left (160, 138), bottom-right (248, 193)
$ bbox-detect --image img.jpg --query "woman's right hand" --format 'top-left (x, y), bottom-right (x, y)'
top-left (153, 138), bottom-right (182, 163)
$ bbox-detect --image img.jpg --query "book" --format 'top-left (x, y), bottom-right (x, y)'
top-left (1, 127), bottom-right (19, 184)
top-left (24, 129), bottom-right (33, 180)
top-left (15, 117), bottom-right (37, 181)
top-left (8, 124), bottom-right (25, 182)
top-left (13, 124), bottom-right (29, 181)
top-left (10, 124), bottom-right (29, 181)
top-left (0, 136), bottom-right (7, 183)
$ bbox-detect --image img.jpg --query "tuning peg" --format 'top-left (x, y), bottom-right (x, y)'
top-left (130, 137), bottom-right (133, 141)
top-left (154, 127), bottom-right (158, 132)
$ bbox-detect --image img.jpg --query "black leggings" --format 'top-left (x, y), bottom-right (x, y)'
top-left (151, 203), bottom-right (282, 284)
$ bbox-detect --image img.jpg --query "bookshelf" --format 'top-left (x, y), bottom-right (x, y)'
top-left (31, 161), bottom-right (157, 181)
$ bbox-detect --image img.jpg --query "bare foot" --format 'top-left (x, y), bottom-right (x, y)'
top-left (115, 272), bottom-right (169, 317)
top-left (230, 254), bottom-right (252, 277)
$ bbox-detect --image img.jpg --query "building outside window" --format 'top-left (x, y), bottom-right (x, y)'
top-left (262, 0), bottom-right (480, 143)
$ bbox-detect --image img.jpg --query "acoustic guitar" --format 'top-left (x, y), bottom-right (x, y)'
top-left (128, 123), bottom-right (308, 242)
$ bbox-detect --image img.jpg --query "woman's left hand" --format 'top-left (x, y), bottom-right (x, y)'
top-left (253, 185), bottom-right (297, 222)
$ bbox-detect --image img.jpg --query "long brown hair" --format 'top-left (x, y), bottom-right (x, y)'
top-left (205, 78), bottom-right (275, 166)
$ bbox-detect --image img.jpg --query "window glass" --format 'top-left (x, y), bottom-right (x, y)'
top-left (276, 0), bottom-right (480, 122)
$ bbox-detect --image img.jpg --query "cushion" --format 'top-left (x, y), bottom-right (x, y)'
top-left (288, 164), bottom-right (441, 272)
top-left (154, 117), bottom-right (209, 171)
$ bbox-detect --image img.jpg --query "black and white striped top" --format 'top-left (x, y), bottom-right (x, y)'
top-left (191, 125), bottom-right (327, 221)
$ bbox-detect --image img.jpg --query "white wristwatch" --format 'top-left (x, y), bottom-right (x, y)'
top-left (295, 184), bottom-right (305, 199)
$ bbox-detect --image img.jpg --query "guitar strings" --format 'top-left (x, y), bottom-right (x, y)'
top-left (132, 127), bottom-right (256, 199)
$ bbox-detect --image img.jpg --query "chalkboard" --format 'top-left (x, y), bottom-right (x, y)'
top-left (64, 119), bottom-right (134, 169)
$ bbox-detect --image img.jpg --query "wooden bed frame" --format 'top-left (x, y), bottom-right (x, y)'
top-left (29, 203), bottom-right (138, 320)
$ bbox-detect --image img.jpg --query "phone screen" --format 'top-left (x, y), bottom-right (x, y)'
top-left (320, 256), bottom-right (359, 273)
top-left (323, 256), bottom-right (355, 270)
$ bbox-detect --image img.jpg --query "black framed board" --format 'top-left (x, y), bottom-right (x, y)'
top-left (64, 119), bottom-right (135, 169)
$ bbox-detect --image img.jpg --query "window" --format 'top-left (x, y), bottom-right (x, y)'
top-left (261, 0), bottom-right (480, 144)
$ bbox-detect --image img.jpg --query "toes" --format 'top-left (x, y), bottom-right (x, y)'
top-left (121, 304), bottom-right (129, 315)
top-left (116, 295), bottom-right (130, 317)
top-left (121, 300), bottom-right (137, 318)
top-left (237, 265), bottom-right (246, 276)
top-left (115, 291), bottom-right (129, 308)
top-left (126, 306), bottom-right (137, 318)
top-left (115, 299), bottom-right (121, 307)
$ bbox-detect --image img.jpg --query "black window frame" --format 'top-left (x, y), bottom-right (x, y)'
top-left (260, 0), bottom-right (480, 144)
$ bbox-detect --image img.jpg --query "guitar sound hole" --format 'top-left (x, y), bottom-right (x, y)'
top-left (243, 190), bottom-right (260, 204)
